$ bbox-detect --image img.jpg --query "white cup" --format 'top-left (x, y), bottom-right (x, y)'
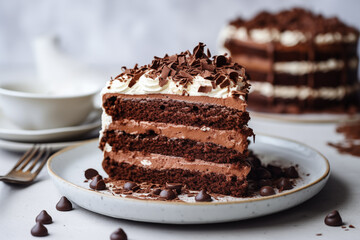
top-left (0, 81), bottom-right (100, 130)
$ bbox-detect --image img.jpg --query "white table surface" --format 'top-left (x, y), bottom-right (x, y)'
top-left (1, 116), bottom-right (359, 240)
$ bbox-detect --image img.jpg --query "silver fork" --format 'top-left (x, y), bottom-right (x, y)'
top-left (0, 145), bottom-right (51, 184)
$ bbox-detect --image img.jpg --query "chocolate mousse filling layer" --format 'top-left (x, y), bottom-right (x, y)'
top-left (106, 119), bottom-right (250, 152)
top-left (103, 150), bottom-right (250, 181)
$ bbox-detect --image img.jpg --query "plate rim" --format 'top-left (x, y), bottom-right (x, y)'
top-left (47, 134), bottom-right (330, 206)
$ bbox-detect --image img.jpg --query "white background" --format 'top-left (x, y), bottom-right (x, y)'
top-left (0, 0), bottom-right (359, 70)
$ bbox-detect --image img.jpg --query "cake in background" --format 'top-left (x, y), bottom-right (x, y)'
top-left (219, 8), bottom-right (359, 113)
top-left (99, 43), bottom-right (254, 197)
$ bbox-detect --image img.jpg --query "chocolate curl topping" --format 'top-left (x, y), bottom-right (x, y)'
top-left (198, 86), bottom-right (212, 93)
top-left (215, 55), bottom-right (227, 67)
top-left (207, 48), bottom-right (212, 58)
top-left (112, 42), bottom-right (249, 96)
top-left (193, 42), bottom-right (205, 59)
top-left (150, 60), bottom-right (160, 69)
top-left (229, 71), bottom-right (239, 83)
top-left (159, 65), bottom-right (171, 87)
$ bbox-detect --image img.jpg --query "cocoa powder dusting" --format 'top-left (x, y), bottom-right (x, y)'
top-left (328, 121), bottom-right (360, 157)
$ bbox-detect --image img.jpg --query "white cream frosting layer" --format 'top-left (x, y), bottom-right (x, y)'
top-left (220, 25), bottom-right (358, 47)
top-left (250, 81), bottom-right (359, 100)
top-left (274, 58), bottom-right (358, 75)
top-left (101, 70), bottom-right (245, 100)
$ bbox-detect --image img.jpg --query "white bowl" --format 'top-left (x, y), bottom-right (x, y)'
top-left (0, 81), bottom-right (100, 130)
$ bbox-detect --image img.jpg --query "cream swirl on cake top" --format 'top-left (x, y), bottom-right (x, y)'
top-left (103, 72), bottom-right (244, 99)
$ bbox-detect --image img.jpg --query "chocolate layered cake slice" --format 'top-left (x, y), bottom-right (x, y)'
top-left (100, 43), bottom-right (254, 197)
top-left (220, 8), bottom-right (359, 113)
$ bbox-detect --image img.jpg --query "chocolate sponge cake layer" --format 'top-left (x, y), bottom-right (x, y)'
top-left (102, 156), bottom-right (249, 197)
top-left (103, 94), bottom-right (250, 131)
top-left (100, 130), bottom-right (249, 164)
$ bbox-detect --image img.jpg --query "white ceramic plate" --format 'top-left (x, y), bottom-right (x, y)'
top-left (0, 109), bottom-right (101, 142)
top-left (250, 110), bottom-right (360, 124)
top-left (47, 135), bottom-right (330, 224)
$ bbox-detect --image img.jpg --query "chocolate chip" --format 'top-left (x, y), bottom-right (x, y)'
top-left (56, 196), bottom-right (73, 211)
top-left (165, 183), bottom-right (183, 194)
top-left (159, 189), bottom-right (176, 200)
top-left (277, 178), bottom-right (293, 191)
top-left (195, 190), bottom-right (212, 202)
top-left (325, 210), bottom-right (343, 226)
top-left (256, 167), bottom-right (272, 179)
top-left (31, 222), bottom-right (48, 237)
top-left (258, 179), bottom-right (272, 187)
top-left (110, 228), bottom-right (128, 240)
top-left (246, 156), bottom-right (261, 168)
top-left (152, 188), bottom-right (162, 195)
top-left (123, 182), bottom-right (139, 191)
top-left (35, 210), bottom-right (52, 224)
top-left (84, 168), bottom-right (99, 180)
top-left (90, 175), bottom-right (106, 190)
top-left (284, 166), bottom-right (299, 178)
top-left (247, 180), bottom-right (259, 191)
top-left (260, 186), bottom-right (275, 196)
top-left (266, 164), bottom-right (283, 178)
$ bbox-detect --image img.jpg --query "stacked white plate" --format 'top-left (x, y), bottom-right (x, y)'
top-left (0, 109), bottom-right (101, 152)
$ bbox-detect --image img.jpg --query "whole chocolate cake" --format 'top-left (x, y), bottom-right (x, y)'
top-left (99, 43), bottom-right (254, 197)
top-left (220, 8), bottom-right (359, 113)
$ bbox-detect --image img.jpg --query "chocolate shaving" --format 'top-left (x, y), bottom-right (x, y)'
top-left (220, 79), bottom-right (231, 88)
top-left (215, 75), bottom-right (226, 86)
top-left (198, 86), bottom-right (212, 93)
top-left (150, 60), bottom-right (159, 69)
top-left (207, 48), bottom-right (211, 58)
top-left (215, 55), bottom-right (227, 67)
top-left (193, 43), bottom-right (205, 59)
top-left (201, 70), bottom-right (213, 80)
top-left (160, 65), bottom-right (171, 87)
top-left (169, 54), bottom-right (177, 62)
top-left (229, 71), bottom-right (239, 83)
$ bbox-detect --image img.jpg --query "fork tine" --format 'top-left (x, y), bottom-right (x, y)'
top-left (33, 148), bottom-right (51, 176)
top-left (18, 146), bottom-right (40, 171)
top-left (10, 145), bottom-right (38, 171)
top-left (26, 147), bottom-right (47, 172)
